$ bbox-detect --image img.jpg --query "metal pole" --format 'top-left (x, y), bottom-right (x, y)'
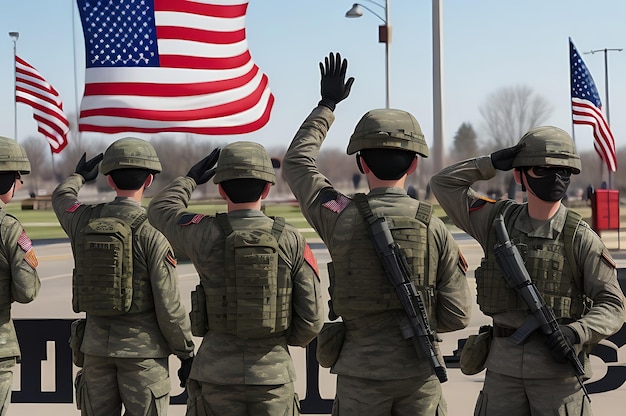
top-left (72, 0), bottom-right (81, 148)
top-left (384, 0), bottom-right (390, 108)
top-left (9, 32), bottom-right (19, 140)
top-left (432, 0), bottom-right (444, 174)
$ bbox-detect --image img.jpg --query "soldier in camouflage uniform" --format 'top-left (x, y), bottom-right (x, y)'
top-left (283, 52), bottom-right (472, 416)
top-left (0, 137), bottom-right (40, 416)
top-left (430, 126), bottom-right (625, 415)
top-left (147, 141), bottom-right (324, 416)
top-left (52, 137), bottom-right (195, 416)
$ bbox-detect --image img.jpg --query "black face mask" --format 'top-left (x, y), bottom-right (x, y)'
top-left (524, 169), bottom-right (571, 202)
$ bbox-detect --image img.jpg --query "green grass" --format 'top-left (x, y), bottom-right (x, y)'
top-left (4, 198), bottom-right (624, 242)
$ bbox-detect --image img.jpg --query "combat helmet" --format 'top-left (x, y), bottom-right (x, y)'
top-left (213, 141), bottom-right (275, 184)
top-left (512, 126), bottom-right (581, 174)
top-left (0, 136), bottom-right (31, 174)
top-left (347, 109), bottom-right (429, 157)
top-left (100, 137), bottom-right (162, 175)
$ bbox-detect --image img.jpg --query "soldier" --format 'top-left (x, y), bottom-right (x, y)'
top-left (0, 137), bottom-right (40, 416)
top-left (147, 141), bottom-right (324, 416)
top-left (283, 52), bottom-right (472, 415)
top-left (51, 137), bottom-right (195, 416)
top-left (430, 126), bottom-right (625, 415)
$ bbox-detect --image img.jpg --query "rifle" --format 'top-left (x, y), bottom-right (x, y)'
top-left (493, 214), bottom-right (589, 401)
top-left (362, 210), bottom-right (447, 383)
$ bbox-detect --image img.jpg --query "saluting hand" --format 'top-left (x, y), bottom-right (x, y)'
top-left (318, 52), bottom-right (355, 111)
top-left (187, 148), bottom-right (221, 185)
top-left (75, 152), bottom-right (104, 182)
top-left (490, 142), bottom-right (526, 171)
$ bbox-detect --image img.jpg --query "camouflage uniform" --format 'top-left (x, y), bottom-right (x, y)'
top-left (430, 127), bottom-right (625, 416)
top-left (283, 105), bottom-right (472, 416)
top-left (147, 142), bottom-right (324, 416)
top-left (52, 138), bottom-right (194, 416)
top-left (0, 137), bottom-right (40, 416)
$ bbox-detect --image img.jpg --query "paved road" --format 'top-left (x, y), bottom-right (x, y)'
top-left (7, 231), bottom-right (626, 415)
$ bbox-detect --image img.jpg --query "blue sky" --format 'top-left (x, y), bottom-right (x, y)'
top-left (1, 0), bottom-right (625, 161)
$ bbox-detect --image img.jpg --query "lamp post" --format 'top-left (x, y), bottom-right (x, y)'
top-left (9, 31), bottom-right (19, 140)
top-left (584, 47), bottom-right (622, 189)
top-left (346, 1), bottom-right (390, 108)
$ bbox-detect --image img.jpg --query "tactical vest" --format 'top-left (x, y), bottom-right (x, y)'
top-left (475, 200), bottom-right (587, 319)
top-left (0, 210), bottom-right (10, 323)
top-left (194, 214), bottom-right (292, 339)
top-left (328, 193), bottom-right (436, 321)
top-left (73, 205), bottom-right (152, 316)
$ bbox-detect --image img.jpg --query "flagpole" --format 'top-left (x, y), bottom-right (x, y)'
top-left (9, 32), bottom-right (19, 140)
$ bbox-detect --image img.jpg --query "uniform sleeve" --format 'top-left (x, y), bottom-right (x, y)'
top-left (429, 218), bottom-right (472, 333)
top-left (286, 237), bottom-right (324, 347)
top-left (2, 217), bottom-right (40, 303)
top-left (283, 106), bottom-right (341, 242)
top-left (430, 156), bottom-right (499, 246)
top-left (147, 176), bottom-right (208, 259)
top-left (145, 230), bottom-right (195, 359)
top-left (51, 174), bottom-right (91, 239)
top-left (570, 223), bottom-right (625, 346)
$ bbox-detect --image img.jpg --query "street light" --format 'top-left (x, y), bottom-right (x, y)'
top-left (345, 1), bottom-right (390, 108)
top-left (9, 31), bottom-right (19, 140)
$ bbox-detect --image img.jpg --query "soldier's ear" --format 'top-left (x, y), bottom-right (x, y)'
top-left (144, 174), bottom-right (154, 189)
top-left (406, 156), bottom-right (418, 175)
top-left (260, 182), bottom-right (271, 200)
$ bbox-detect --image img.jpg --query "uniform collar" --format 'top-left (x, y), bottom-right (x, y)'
top-left (515, 204), bottom-right (567, 239)
top-left (227, 209), bottom-right (266, 218)
top-left (367, 187), bottom-right (407, 196)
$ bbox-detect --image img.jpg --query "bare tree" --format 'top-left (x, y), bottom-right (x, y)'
top-left (480, 85), bottom-right (553, 150)
top-left (20, 135), bottom-right (54, 196)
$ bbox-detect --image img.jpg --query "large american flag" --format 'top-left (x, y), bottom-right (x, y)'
top-left (76, 0), bottom-right (274, 135)
top-left (15, 56), bottom-right (70, 153)
top-left (569, 38), bottom-right (617, 172)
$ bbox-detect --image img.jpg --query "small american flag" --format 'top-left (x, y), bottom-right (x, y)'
top-left (15, 56), bottom-right (70, 153)
top-left (569, 38), bottom-right (617, 172)
top-left (76, 0), bottom-right (274, 135)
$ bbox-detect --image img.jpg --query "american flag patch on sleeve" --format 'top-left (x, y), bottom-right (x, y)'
top-left (321, 190), bottom-right (351, 214)
top-left (178, 213), bottom-right (205, 226)
top-left (66, 202), bottom-right (82, 212)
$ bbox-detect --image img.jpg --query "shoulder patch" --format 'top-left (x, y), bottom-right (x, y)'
top-left (601, 248), bottom-right (616, 269)
top-left (178, 213), bottom-right (205, 226)
top-left (165, 249), bottom-right (177, 267)
top-left (458, 249), bottom-right (468, 274)
top-left (18, 230), bottom-right (38, 269)
top-left (321, 189), bottom-right (351, 214)
top-left (66, 202), bottom-right (82, 213)
top-left (303, 243), bottom-right (320, 280)
top-left (469, 196), bottom-right (495, 212)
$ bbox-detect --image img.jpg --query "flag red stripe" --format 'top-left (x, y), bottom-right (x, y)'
top-left (159, 50), bottom-right (251, 69)
top-left (83, 66), bottom-right (259, 97)
top-left (80, 94), bottom-right (273, 135)
top-left (156, 26), bottom-right (246, 44)
top-left (16, 69), bottom-right (60, 96)
top-left (17, 85), bottom-right (63, 108)
top-left (154, 0), bottom-right (247, 18)
top-left (80, 74), bottom-right (269, 121)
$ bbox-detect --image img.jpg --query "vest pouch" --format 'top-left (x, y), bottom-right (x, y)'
top-left (316, 321), bottom-right (346, 368)
top-left (74, 216), bottom-right (135, 316)
top-left (69, 319), bottom-right (86, 367)
top-left (460, 325), bottom-right (492, 375)
top-left (190, 284), bottom-right (208, 337)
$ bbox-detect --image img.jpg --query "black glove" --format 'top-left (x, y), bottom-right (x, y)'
top-left (318, 52), bottom-right (355, 111)
top-left (545, 325), bottom-right (579, 364)
top-left (490, 142), bottom-right (526, 171)
top-left (177, 357), bottom-right (193, 388)
top-left (187, 148), bottom-right (220, 185)
top-left (75, 152), bottom-right (104, 182)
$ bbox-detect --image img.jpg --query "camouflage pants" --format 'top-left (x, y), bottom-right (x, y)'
top-left (185, 379), bottom-right (298, 416)
top-left (78, 354), bottom-right (170, 416)
top-left (332, 374), bottom-right (446, 416)
top-left (474, 370), bottom-right (591, 416)
top-left (0, 358), bottom-right (15, 416)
